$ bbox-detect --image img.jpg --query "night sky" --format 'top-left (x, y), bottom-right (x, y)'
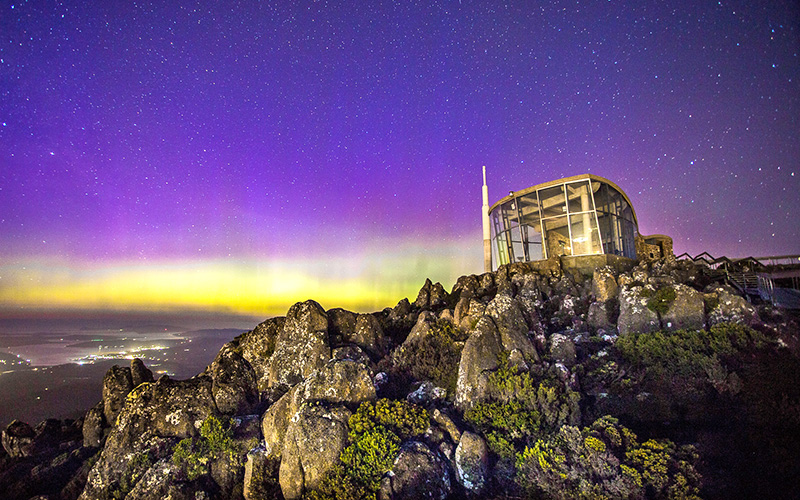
top-left (1, 1), bottom-right (798, 315)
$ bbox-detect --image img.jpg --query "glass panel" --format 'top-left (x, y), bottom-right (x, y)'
top-left (596, 212), bottom-right (620, 256)
top-left (501, 201), bottom-right (521, 263)
top-left (566, 181), bottom-right (592, 214)
top-left (619, 217), bottom-right (637, 259)
top-left (569, 213), bottom-right (602, 255)
top-left (593, 182), bottom-right (610, 214)
top-left (491, 210), bottom-right (510, 266)
top-left (543, 216), bottom-right (571, 257)
top-left (539, 185), bottom-right (567, 218)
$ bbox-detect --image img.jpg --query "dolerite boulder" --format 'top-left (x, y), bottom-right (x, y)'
top-left (592, 267), bottom-right (619, 301)
top-left (262, 384), bottom-right (303, 459)
top-left (403, 310), bottom-right (438, 345)
top-left (102, 365), bottom-right (134, 425)
top-left (80, 375), bottom-right (217, 500)
top-left (706, 284), bottom-right (760, 326)
top-left (349, 313), bottom-right (387, 358)
top-left (234, 316), bottom-right (286, 391)
top-left (262, 358), bottom-right (375, 458)
top-left (485, 294), bottom-right (538, 360)
top-left (414, 278), bottom-right (449, 310)
top-left (662, 283), bottom-right (705, 331)
top-left (550, 333), bottom-right (577, 367)
top-left (131, 358), bottom-right (154, 387)
top-left (455, 316), bottom-right (503, 411)
top-left (82, 402), bottom-right (106, 448)
top-left (300, 359), bottom-right (376, 409)
top-left (2, 420), bottom-right (35, 458)
top-left (587, 301), bottom-right (613, 330)
top-left (122, 458), bottom-right (199, 500)
top-left (244, 446), bottom-right (281, 500)
top-left (279, 403), bottom-right (351, 499)
top-left (268, 300), bottom-right (331, 389)
top-left (617, 284), bottom-right (661, 335)
top-left (380, 441), bottom-right (451, 500)
top-left (208, 342), bottom-right (259, 415)
top-left (455, 431), bottom-right (489, 494)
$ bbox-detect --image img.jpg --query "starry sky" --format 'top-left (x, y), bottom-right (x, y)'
top-left (1, 0), bottom-right (798, 316)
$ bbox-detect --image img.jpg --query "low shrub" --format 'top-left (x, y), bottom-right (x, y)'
top-left (172, 414), bottom-right (242, 481)
top-left (392, 319), bottom-right (464, 395)
top-left (515, 415), bottom-right (702, 500)
top-left (307, 399), bottom-right (429, 500)
top-left (464, 356), bottom-right (580, 460)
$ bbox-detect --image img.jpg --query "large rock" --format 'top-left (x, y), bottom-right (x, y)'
top-left (403, 311), bottom-right (438, 345)
top-left (587, 301), bottom-right (612, 331)
top-left (124, 457), bottom-right (207, 500)
top-left (455, 317), bottom-right (502, 411)
top-left (80, 376), bottom-right (217, 500)
top-left (131, 358), bottom-right (154, 387)
top-left (82, 402), bottom-right (106, 448)
top-left (706, 284), bottom-right (760, 326)
top-left (550, 333), bottom-right (577, 367)
top-left (327, 308), bottom-right (357, 345)
top-left (244, 446), bottom-right (280, 500)
top-left (2, 420), bottom-right (35, 458)
top-left (455, 431), bottom-right (489, 494)
top-left (209, 342), bottom-right (259, 415)
top-left (102, 365), bottom-right (134, 425)
top-left (262, 384), bottom-right (303, 458)
top-left (380, 441), bottom-right (451, 500)
top-left (592, 267), bottom-right (619, 302)
top-left (301, 359), bottom-right (376, 409)
top-left (618, 284), bottom-right (661, 335)
top-left (235, 316), bottom-right (286, 391)
top-left (279, 404), bottom-right (351, 500)
top-left (662, 283), bottom-right (705, 331)
top-left (262, 358), bottom-right (374, 459)
top-left (485, 294), bottom-right (538, 360)
top-left (414, 279), bottom-right (449, 310)
top-left (349, 313), bottom-right (387, 357)
top-left (268, 300), bottom-right (331, 389)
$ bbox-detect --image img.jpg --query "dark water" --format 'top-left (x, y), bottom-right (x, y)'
top-left (0, 311), bottom-right (262, 427)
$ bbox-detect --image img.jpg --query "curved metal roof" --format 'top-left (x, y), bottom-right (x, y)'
top-left (488, 173), bottom-right (639, 226)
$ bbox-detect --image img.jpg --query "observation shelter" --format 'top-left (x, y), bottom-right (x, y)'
top-left (480, 171), bottom-right (672, 272)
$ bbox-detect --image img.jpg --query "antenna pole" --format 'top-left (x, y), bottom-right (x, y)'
top-left (482, 166), bottom-right (492, 272)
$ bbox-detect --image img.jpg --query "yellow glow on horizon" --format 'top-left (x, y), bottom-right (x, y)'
top-left (0, 237), bottom-right (482, 316)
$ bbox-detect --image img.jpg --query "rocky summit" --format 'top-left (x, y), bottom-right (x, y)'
top-left (2, 258), bottom-right (799, 500)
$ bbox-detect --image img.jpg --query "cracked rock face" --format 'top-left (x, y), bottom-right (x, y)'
top-left (617, 284), bottom-right (660, 335)
top-left (80, 376), bottom-right (217, 500)
top-left (455, 316), bottom-right (502, 412)
top-left (279, 404), bottom-right (351, 500)
top-left (268, 300), bottom-right (331, 389)
top-left (706, 285), bottom-right (760, 327)
top-left (208, 342), bottom-right (259, 416)
top-left (102, 365), bottom-right (134, 426)
top-left (455, 431), bottom-right (489, 494)
top-left (381, 441), bottom-right (451, 500)
top-left (2, 420), bottom-right (35, 458)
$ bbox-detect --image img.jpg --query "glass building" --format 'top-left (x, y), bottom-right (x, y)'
top-left (489, 174), bottom-right (639, 267)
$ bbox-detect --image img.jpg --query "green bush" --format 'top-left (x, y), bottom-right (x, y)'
top-left (515, 416), bottom-right (702, 500)
top-left (348, 398), bottom-right (429, 440)
top-left (393, 319), bottom-right (463, 395)
top-left (307, 399), bottom-right (429, 500)
top-left (111, 450), bottom-right (154, 499)
top-left (172, 414), bottom-right (242, 481)
top-left (615, 323), bottom-right (768, 383)
top-left (464, 356), bottom-right (580, 460)
top-left (340, 426), bottom-right (400, 490)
